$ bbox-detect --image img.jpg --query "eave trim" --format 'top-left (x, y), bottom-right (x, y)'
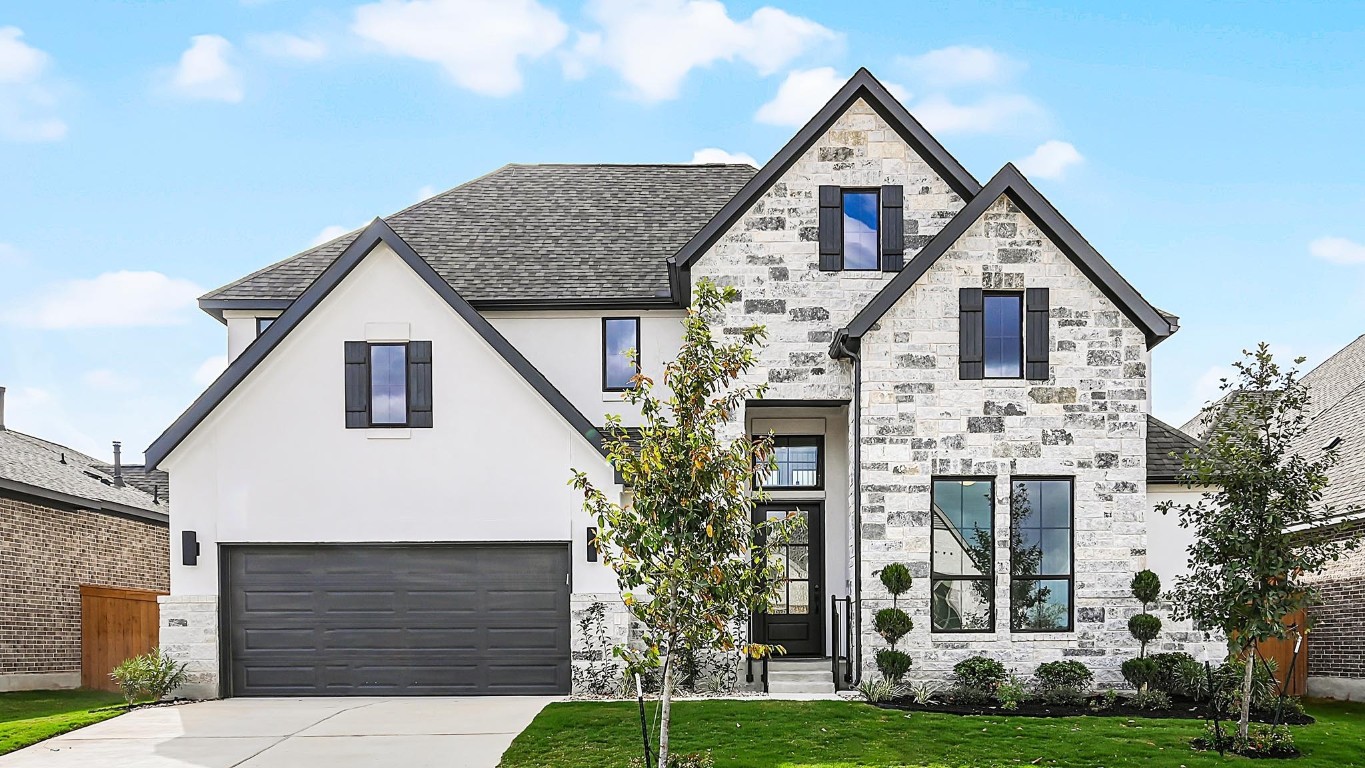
top-left (0, 478), bottom-right (168, 524)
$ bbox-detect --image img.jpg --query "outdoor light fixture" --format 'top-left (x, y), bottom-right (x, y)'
top-left (587, 527), bottom-right (598, 562)
top-left (182, 530), bottom-right (201, 566)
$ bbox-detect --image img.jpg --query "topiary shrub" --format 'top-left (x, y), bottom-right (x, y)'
top-left (953, 656), bottom-right (1007, 693)
top-left (1130, 570), bottom-right (1161, 606)
top-left (872, 563), bottom-right (914, 682)
top-left (1121, 657), bottom-right (1160, 692)
top-left (1127, 570), bottom-right (1162, 659)
top-left (1128, 614), bottom-right (1162, 649)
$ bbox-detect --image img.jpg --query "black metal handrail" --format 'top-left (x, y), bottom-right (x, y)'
top-left (830, 594), bottom-right (854, 690)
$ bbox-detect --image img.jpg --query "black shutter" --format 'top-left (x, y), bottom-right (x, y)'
top-left (344, 341), bottom-right (369, 429)
top-left (407, 340), bottom-right (433, 428)
top-left (1025, 288), bottom-right (1050, 380)
top-left (880, 185), bottom-right (904, 271)
top-left (818, 185), bottom-right (841, 271)
top-left (959, 288), bottom-right (984, 380)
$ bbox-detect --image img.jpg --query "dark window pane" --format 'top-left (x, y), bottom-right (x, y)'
top-left (1011, 579), bottom-right (1071, 631)
top-left (760, 437), bottom-right (822, 489)
top-left (842, 191), bottom-right (879, 270)
top-left (370, 344), bottom-right (407, 425)
top-left (932, 579), bottom-right (993, 631)
top-left (604, 318), bottom-right (639, 390)
top-left (983, 294), bottom-right (1022, 378)
top-left (931, 479), bottom-right (994, 631)
top-left (256, 318), bottom-right (274, 337)
top-left (1040, 480), bottom-right (1071, 528)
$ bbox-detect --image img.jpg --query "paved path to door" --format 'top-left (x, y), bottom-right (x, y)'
top-left (0, 696), bottom-right (557, 768)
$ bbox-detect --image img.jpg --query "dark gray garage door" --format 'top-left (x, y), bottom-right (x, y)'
top-left (224, 544), bottom-right (570, 696)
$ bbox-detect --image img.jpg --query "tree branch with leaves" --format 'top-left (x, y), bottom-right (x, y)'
top-left (571, 278), bottom-right (800, 768)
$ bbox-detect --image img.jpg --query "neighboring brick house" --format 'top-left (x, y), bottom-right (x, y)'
top-left (1184, 334), bottom-right (1365, 700)
top-left (0, 388), bottom-right (169, 691)
top-left (145, 68), bottom-right (1206, 699)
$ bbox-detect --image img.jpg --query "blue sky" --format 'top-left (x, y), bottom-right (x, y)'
top-left (3, 0), bottom-right (1365, 461)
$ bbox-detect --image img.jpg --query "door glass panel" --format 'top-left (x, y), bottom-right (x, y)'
top-left (788, 581), bottom-right (809, 615)
top-left (764, 507), bottom-right (812, 616)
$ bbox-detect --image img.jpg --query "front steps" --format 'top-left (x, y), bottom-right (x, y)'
top-left (766, 657), bottom-right (837, 695)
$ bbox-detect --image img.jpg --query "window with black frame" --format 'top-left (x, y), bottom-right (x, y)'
top-left (1009, 478), bottom-right (1074, 631)
top-left (931, 479), bottom-right (994, 631)
top-left (757, 436), bottom-right (822, 490)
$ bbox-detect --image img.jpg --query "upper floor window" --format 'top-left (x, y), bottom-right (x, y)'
top-left (931, 478), bottom-right (994, 632)
top-left (818, 185), bottom-right (905, 272)
top-left (983, 293), bottom-right (1023, 378)
top-left (344, 340), bottom-right (433, 429)
top-left (256, 317), bottom-right (275, 337)
top-left (1009, 477), bottom-right (1073, 632)
top-left (758, 435), bottom-right (823, 490)
top-left (959, 287), bottom-right (1050, 381)
top-left (369, 344), bottom-right (408, 425)
top-left (841, 190), bottom-right (880, 271)
top-left (603, 317), bottom-right (640, 391)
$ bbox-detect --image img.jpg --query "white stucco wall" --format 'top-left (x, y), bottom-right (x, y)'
top-left (1145, 484), bottom-right (1204, 586)
top-left (163, 244), bottom-right (621, 598)
top-left (224, 311), bottom-right (280, 361)
top-left (487, 310), bottom-right (685, 427)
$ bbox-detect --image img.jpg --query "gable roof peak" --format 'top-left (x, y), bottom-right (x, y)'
top-left (840, 162), bottom-right (1177, 348)
top-left (672, 67), bottom-right (981, 272)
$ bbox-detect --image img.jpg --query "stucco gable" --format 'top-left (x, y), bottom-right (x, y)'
top-left (146, 218), bottom-right (606, 469)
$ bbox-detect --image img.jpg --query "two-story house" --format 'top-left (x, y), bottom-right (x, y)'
top-left (147, 69), bottom-right (1210, 699)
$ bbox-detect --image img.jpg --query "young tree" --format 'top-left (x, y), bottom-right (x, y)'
top-left (1158, 344), bottom-right (1361, 739)
top-left (571, 278), bottom-right (799, 768)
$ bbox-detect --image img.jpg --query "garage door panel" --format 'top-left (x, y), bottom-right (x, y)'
top-left (225, 544), bottom-right (571, 696)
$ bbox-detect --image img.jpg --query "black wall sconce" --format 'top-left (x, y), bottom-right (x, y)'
top-left (182, 530), bottom-right (201, 566)
top-left (586, 527), bottom-right (598, 562)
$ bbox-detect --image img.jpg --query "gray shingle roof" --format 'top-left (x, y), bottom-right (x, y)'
top-left (1147, 415), bottom-right (1202, 482)
top-left (92, 462), bottom-right (169, 505)
top-left (202, 164), bottom-right (757, 305)
top-left (1294, 381), bottom-right (1365, 513)
top-left (0, 428), bottom-right (167, 518)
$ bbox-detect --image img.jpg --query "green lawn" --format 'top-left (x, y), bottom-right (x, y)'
top-left (0, 689), bottom-right (126, 755)
top-left (499, 698), bottom-right (1365, 768)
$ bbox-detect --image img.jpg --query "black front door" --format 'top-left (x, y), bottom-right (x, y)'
top-left (754, 503), bottom-right (824, 657)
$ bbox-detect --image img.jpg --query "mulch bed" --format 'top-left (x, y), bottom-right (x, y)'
top-left (875, 696), bottom-right (1314, 725)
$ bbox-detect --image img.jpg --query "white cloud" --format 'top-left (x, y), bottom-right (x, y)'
top-left (570, 0), bottom-right (839, 102)
top-left (689, 147), bottom-right (757, 166)
top-left (909, 93), bottom-right (1043, 135)
top-left (0, 27), bottom-right (66, 142)
top-left (249, 32), bottom-right (327, 61)
top-left (0, 242), bottom-right (27, 266)
top-left (1016, 140), bottom-right (1084, 180)
top-left (169, 35), bottom-right (244, 103)
top-left (83, 369), bottom-right (139, 392)
top-left (898, 45), bottom-right (1018, 88)
top-left (352, 0), bottom-right (567, 96)
top-left (311, 225), bottom-right (351, 246)
top-left (1309, 236), bottom-right (1365, 266)
top-left (1, 386), bottom-right (104, 457)
top-left (5, 271), bottom-right (204, 329)
top-left (755, 67), bottom-right (908, 128)
top-left (193, 355), bottom-right (229, 388)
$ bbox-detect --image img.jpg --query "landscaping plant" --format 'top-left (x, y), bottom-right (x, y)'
top-left (855, 677), bottom-right (902, 704)
top-left (1033, 660), bottom-right (1092, 706)
top-left (108, 648), bottom-right (187, 706)
top-left (1128, 570), bottom-right (1162, 658)
top-left (570, 278), bottom-right (800, 768)
top-left (996, 675), bottom-right (1026, 710)
top-left (1158, 344), bottom-right (1362, 740)
top-left (951, 656), bottom-right (1007, 704)
top-left (872, 563), bottom-right (914, 683)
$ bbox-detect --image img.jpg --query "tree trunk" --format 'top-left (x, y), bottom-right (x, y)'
top-left (658, 653), bottom-right (675, 768)
top-left (1239, 645), bottom-right (1255, 740)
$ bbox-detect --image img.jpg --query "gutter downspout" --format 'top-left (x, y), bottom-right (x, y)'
top-left (830, 329), bottom-right (863, 684)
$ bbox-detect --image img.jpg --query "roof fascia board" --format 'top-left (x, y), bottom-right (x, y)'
top-left (147, 218), bottom-right (606, 469)
top-left (198, 298), bottom-right (294, 324)
top-left (841, 164), bottom-right (1174, 348)
top-left (0, 478), bottom-right (168, 524)
top-left (671, 68), bottom-right (981, 273)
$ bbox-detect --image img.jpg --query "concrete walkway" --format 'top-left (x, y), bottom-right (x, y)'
top-left (0, 696), bottom-right (557, 768)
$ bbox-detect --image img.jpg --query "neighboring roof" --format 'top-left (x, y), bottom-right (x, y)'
top-left (0, 429), bottom-right (168, 523)
top-left (1146, 415), bottom-right (1203, 483)
top-left (200, 164), bottom-right (756, 315)
top-left (148, 218), bottom-right (607, 470)
top-left (672, 68), bottom-right (981, 273)
top-left (838, 164), bottom-right (1177, 349)
top-left (93, 462), bottom-right (169, 505)
top-left (1295, 380), bottom-right (1365, 513)
top-left (1300, 333), bottom-right (1365, 421)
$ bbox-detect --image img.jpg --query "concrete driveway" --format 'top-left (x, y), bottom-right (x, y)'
top-left (0, 696), bottom-right (557, 768)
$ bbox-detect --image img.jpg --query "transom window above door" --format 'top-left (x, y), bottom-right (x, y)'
top-left (758, 435), bottom-right (823, 490)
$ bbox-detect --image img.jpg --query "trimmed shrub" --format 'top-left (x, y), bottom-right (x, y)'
top-left (1147, 651), bottom-right (1196, 695)
top-left (874, 649), bottom-right (913, 682)
top-left (873, 608), bottom-right (913, 645)
top-left (1121, 657), bottom-right (1160, 691)
top-left (953, 656), bottom-right (1007, 693)
top-left (1128, 614), bottom-right (1162, 647)
top-left (878, 563), bottom-right (913, 595)
top-left (873, 563), bottom-right (914, 682)
top-left (1033, 660), bottom-right (1093, 693)
top-left (1130, 570), bottom-right (1161, 607)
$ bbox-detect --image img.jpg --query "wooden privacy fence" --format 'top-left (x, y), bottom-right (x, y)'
top-left (80, 585), bottom-right (165, 691)
top-left (1255, 609), bottom-right (1308, 697)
